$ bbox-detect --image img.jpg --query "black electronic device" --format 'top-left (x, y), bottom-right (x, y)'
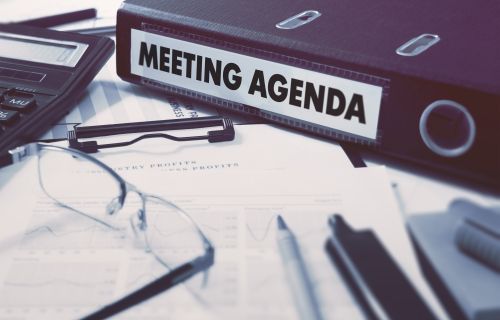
top-left (0, 23), bottom-right (114, 154)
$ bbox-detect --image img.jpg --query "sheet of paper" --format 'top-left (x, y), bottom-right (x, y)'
top-left (72, 124), bottom-right (353, 187)
top-left (364, 159), bottom-right (500, 215)
top-left (0, 124), bottom-right (436, 319)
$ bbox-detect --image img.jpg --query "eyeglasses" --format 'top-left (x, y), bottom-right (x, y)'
top-left (5, 142), bottom-right (214, 319)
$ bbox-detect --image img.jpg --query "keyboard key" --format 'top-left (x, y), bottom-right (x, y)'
top-left (1, 91), bottom-right (36, 112)
top-left (0, 108), bottom-right (19, 125)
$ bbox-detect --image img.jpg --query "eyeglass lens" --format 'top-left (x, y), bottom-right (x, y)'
top-left (24, 146), bottom-right (212, 309)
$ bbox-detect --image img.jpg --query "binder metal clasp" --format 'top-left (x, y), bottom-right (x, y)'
top-left (68, 116), bottom-right (235, 153)
top-left (276, 10), bottom-right (321, 30)
top-left (396, 34), bottom-right (440, 56)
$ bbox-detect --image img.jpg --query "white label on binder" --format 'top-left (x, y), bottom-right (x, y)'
top-left (130, 29), bottom-right (384, 140)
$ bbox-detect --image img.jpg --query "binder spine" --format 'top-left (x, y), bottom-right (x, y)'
top-left (138, 23), bottom-right (390, 146)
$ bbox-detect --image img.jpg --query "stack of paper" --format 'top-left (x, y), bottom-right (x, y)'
top-left (0, 124), bottom-right (431, 319)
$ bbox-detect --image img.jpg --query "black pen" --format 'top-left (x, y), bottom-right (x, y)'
top-left (325, 214), bottom-right (437, 320)
top-left (17, 8), bottom-right (97, 28)
top-left (67, 25), bottom-right (116, 36)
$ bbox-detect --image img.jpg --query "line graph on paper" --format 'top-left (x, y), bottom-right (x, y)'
top-left (20, 210), bottom-right (127, 251)
top-left (146, 206), bottom-right (238, 250)
top-left (243, 195), bottom-right (343, 248)
top-left (245, 210), bottom-right (278, 246)
top-left (20, 201), bottom-right (241, 252)
top-left (0, 261), bottom-right (118, 308)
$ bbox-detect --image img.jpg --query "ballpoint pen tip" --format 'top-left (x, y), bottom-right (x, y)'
top-left (277, 215), bottom-right (287, 230)
top-left (328, 215), bottom-right (336, 226)
top-left (328, 214), bottom-right (342, 229)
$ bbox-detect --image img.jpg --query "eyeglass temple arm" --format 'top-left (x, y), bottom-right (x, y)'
top-left (68, 116), bottom-right (235, 153)
top-left (81, 247), bottom-right (214, 320)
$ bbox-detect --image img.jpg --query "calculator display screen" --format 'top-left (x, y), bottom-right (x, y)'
top-left (0, 32), bottom-right (88, 68)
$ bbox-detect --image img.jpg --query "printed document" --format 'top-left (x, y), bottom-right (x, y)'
top-left (0, 125), bottom-right (419, 319)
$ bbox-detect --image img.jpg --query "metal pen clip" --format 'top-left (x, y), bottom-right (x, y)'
top-left (67, 116), bottom-right (235, 153)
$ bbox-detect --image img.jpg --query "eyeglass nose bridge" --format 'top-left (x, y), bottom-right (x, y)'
top-left (105, 181), bottom-right (128, 216)
top-left (105, 196), bottom-right (123, 215)
top-left (124, 188), bottom-right (148, 233)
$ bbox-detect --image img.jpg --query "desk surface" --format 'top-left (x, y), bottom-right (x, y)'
top-left (0, 2), bottom-right (499, 319)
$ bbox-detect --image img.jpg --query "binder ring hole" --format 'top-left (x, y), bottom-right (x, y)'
top-left (419, 100), bottom-right (476, 157)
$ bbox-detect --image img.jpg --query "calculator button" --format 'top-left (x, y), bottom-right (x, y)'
top-left (1, 92), bottom-right (36, 112)
top-left (0, 108), bottom-right (19, 125)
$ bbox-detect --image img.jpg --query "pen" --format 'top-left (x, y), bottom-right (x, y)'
top-left (325, 214), bottom-right (437, 320)
top-left (276, 215), bottom-right (323, 320)
top-left (67, 25), bottom-right (116, 36)
top-left (17, 8), bottom-right (97, 28)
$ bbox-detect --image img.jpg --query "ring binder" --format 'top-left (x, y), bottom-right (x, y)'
top-left (116, 0), bottom-right (500, 187)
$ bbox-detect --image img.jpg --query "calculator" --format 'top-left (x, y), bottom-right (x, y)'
top-left (0, 23), bottom-right (114, 154)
